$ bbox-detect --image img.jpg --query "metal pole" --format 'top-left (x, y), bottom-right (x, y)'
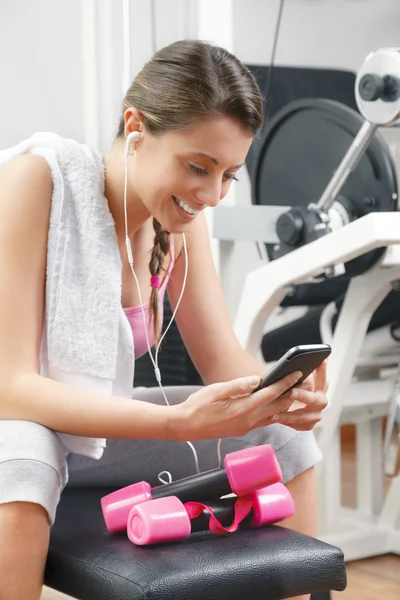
top-left (316, 120), bottom-right (378, 212)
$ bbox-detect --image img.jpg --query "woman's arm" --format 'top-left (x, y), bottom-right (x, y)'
top-left (168, 213), bottom-right (328, 431)
top-left (4, 372), bottom-right (174, 439)
top-left (0, 155), bottom-right (301, 441)
top-left (0, 154), bottom-right (172, 439)
top-left (168, 212), bottom-right (269, 385)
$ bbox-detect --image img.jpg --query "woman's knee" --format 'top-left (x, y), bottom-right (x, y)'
top-left (281, 466), bottom-right (318, 537)
top-left (0, 501), bottom-right (51, 600)
top-left (0, 500), bottom-right (51, 531)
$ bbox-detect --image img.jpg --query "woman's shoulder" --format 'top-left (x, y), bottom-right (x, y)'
top-left (0, 152), bottom-right (52, 191)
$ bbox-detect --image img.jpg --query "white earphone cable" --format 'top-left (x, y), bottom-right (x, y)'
top-left (217, 437), bottom-right (223, 468)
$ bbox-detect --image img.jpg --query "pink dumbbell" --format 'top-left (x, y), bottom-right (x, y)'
top-left (127, 482), bottom-right (295, 545)
top-left (101, 444), bottom-right (282, 533)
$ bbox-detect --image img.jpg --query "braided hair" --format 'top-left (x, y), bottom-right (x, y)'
top-left (149, 219), bottom-right (170, 342)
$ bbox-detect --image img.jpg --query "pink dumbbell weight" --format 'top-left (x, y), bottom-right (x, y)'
top-left (101, 445), bottom-right (282, 533)
top-left (127, 482), bottom-right (295, 545)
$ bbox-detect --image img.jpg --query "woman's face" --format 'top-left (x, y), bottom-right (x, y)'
top-left (130, 115), bottom-right (254, 233)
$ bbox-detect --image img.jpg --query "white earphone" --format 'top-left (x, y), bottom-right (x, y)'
top-left (123, 132), bottom-right (200, 477)
top-left (126, 130), bottom-right (141, 147)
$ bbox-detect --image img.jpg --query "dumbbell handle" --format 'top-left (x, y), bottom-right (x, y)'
top-left (152, 468), bottom-right (230, 503)
top-left (153, 443), bottom-right (281, 501)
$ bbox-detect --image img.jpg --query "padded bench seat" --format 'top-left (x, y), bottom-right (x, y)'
top-left (45, 488), bottom-right (347, 600)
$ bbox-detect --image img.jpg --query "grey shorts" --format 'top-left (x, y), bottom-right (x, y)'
top-left (0, 386), bottom-right (322, 525)
top-left (0, 420), bottom-right (69, 525)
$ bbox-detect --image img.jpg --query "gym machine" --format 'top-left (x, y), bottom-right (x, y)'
top-left (214, 47), bottom-right (400, 560)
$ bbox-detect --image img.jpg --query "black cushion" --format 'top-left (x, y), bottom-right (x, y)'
top-left (262, 289), bottom-right (400, 362)
top-left (45, 488), bottom-right (347, 600)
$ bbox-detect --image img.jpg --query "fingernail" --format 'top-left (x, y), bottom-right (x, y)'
top-left (247, 375), bottom-right (261, 388)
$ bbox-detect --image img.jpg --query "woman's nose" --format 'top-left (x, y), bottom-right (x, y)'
top-left (196, 180), bottom-right (223, 208)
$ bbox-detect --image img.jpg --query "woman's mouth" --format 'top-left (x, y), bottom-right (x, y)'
top-left (172, 196), bottom-right (200, 219)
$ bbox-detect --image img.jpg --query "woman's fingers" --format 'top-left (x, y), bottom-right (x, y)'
top-left (250, 370), bottom-right (303, 404)
top-left (295, 359), bottom-right (330, 395)
top-left (237, 363), bottom-right (329, 434)
top-left (205, 375), bottom-right (262, 400)
top-left (314, 360), bottom-right (329, 393)
top-left (181, 371), bottom-right (303, 439)
top-left (251, 387), bottom-right (329, 432)
top-left (225, 372), bottom-right (302, 431)
top-left (271, 407), bottom-right (323, 430)
top-left (287, 387), bottom-right (328, 410)
top-left (251, 407), bottom-right (323, 432)
top-left (243, 390), bottom-right (297, 428)
top-left (297, 374), bottom-right (314, 392)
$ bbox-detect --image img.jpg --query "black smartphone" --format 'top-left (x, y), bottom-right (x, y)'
top-left (252, 344), bottom-right (331, 394)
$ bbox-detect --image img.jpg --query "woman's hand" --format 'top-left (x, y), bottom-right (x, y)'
top-left (169, 371), bottom-right (304, 441)
top-left (270, 360), bottom-right (329, 431)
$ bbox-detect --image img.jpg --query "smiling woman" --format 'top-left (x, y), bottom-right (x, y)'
top-left (105, 39), bottom-right (262, 340)
top-left (0, 39), bottom-right (327, 600)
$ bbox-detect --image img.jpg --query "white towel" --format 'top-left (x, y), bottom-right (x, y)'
top-left (0, 132), bottom-right (135, 458)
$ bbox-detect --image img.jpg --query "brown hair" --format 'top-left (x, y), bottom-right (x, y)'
top-left (117, 40), bottom-right (264, 343)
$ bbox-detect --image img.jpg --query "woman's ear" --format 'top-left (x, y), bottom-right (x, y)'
top-left (124, 107), bottom-right (145, 138)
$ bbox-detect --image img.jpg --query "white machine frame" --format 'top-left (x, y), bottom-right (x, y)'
top-left (215, 210), bottom-right (400, 560)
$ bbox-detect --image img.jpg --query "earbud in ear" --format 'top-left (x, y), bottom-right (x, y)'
top-left (126, 131), bottom-right (141, 156)
top-left (127, 131), bottom-right (141, 144)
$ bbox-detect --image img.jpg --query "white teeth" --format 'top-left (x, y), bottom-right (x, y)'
top-left (173, 196), bottom-right (199, 216)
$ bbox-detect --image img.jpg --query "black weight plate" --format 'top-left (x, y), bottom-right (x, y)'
top-left (251, 98), bottom-right (398, 276)
top-left (245, 65), bottom-right (358, 177)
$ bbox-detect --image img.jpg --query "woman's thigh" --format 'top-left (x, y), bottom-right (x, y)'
top-left (66, 386), bottom-right (323, 488)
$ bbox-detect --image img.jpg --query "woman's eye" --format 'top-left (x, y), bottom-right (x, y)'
top-left (188, 163), bottom-right (239, 182)
top-left (189, 164), bottom-right (208, 175)
top-left (224, 173), bottom-right (239, 182)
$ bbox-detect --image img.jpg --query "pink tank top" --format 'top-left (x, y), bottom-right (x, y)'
top-left (123, 235), bottom-right (175, 359)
